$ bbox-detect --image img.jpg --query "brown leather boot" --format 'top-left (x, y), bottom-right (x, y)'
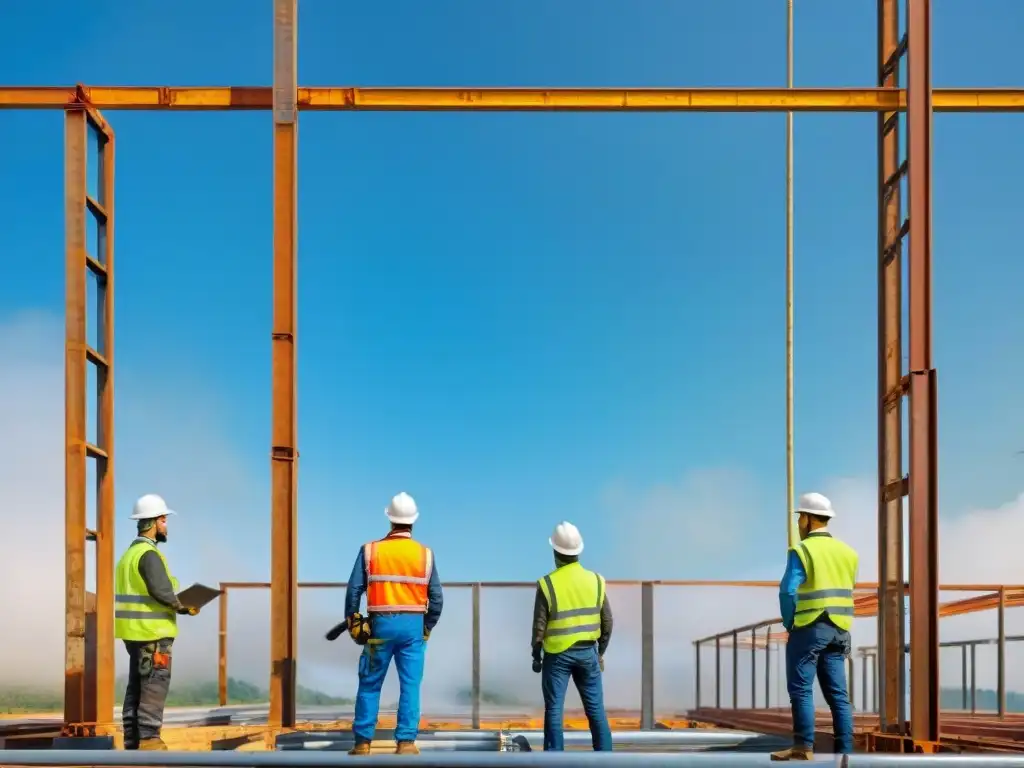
top-left (138, 738), bottom-right (168, 751)
top-left (395, 741), bottom-right (420, 755)
top-left (770, 745), bottom-right (813, 761)
top-left (347, 741), bottom-right (371, 756)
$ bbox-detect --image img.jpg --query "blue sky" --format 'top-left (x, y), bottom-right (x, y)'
top-left (2, 0), bottom-right (1023, 604)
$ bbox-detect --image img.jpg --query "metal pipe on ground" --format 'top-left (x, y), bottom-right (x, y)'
top-left (5, 751), bottom-right (1024, 767)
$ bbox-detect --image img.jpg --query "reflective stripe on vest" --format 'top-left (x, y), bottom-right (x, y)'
top-left (791, 534), bottom-right (858, 631)
top-left (114, 539), bottom-right (180, 642)
top-left (538, 562), bottom-right (605, 655)
top-left (364, 533), bottom-right (433, 613)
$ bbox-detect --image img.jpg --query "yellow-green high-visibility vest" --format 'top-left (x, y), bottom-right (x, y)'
top-left (538, 562), bottom-right (605, 655)
top-left (114, 539), bottom-right (180, 642)
top-left (791, 533), bottom-right (858, 631)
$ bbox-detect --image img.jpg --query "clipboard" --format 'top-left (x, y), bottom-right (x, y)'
top-left (176, 583), bottom-right (221, 611)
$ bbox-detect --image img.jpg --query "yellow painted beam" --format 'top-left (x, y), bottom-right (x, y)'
top-left (2, 86), bottom-right (1024, 111)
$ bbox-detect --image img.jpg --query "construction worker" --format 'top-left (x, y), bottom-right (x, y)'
top-left (343, 492), bottom-right (443, 756)
top-left (114, 494), bottom-right (198, 751)
top-left (533, 521), bottom-right (613, 752)
top-left (772, 492), bottom-right (858, 760)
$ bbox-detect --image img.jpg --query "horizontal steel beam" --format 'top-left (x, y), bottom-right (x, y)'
top-left (3, 86), bottom-right (1024, 112)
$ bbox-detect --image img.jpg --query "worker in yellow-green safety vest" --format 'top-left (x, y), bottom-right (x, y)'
top-left (532, 521), bottom-right (613, 752)
top-left (772, 492), bottom-right (858, 761)
top-left (114, 494), bottom-right (199, 751)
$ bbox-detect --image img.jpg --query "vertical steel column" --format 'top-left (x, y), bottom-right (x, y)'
top-left (64, 99), bottom-right (88, 733)
top-left (269, 0), bottom-right (299, 729)
top-left (219, 586), bottom-right (229, 707)
top-left (64, 95), bottom-right (116, 734)
top-left (93, 105), bottom-right (116, 734)
top-left (906, 0), bottom-right (940, 744)
top-left (715, 636), bottom-right (721, 708)
top-left (876, 0), bottom-right (908, 736)
top-left (764, 627), bottom-right (771, 708)
top-left (997, 589), bottom-right (1006, 719)
top-left (969, 643), bottom-right (976, 713)
top-left (640, 582), bottom-right (655, 729)
top-left (731, 632), bottom-right (738, 709)
top-left (872, 654), bottom-right (879, 713)
top-left (471, 583), bottom-right (481, 730)
top-left (750, 628), bottom-right (756, 708)
top-left (862, 654), bottom-right (868, 711)
top-left (960, 645), bottom-right (967, 711)
top-left (694, 642), bottom-right (702, 709)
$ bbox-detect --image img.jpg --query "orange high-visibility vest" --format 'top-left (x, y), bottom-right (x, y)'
top-left (364, 532), bottom-right (434, 613)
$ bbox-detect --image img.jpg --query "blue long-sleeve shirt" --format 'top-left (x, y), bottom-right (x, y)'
top-left (778, 549), bottom-right (807, 631)
top-left (344, 545), bottom-right (444, 632)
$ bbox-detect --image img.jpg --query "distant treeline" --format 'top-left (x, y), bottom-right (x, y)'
top-left (0, 677), bottom-right (352, 714)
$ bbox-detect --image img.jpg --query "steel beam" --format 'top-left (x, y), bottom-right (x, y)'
top-left (906, 0), bottom-right (940, 744)
top-left (64, 101), bottom-right (89, 732)
top-left (5, 86), bottom-right (1024, 112)
top-left (93, 104), bottom-right (116, 733)
top-left (640, 582), bottom-right (655, 729)
top-left (218, 586), bottom-right (228, 707)
top-left (876, 0), bottom-right (907, 736)
top-left (268, 0), bottom-right (299, 729)
top-left (64, 96), bottom-right (116, 733)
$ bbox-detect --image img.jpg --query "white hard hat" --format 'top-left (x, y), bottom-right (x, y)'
top-left (549, 521), bottom-right (584, 556)
top-left (385, 492), bottom-right (419, 525)
top-left (130, 494), bottom-right (175, 521)
top-left (795, 492), bottom-right (835, 519)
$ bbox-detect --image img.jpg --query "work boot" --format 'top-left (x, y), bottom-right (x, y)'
top-left (347, 740), bottom-right (371, 756)
top-left (395, 741), bottom-right (420, 755)
top-left (138, 738), bottom-right (168, 751)
top-left (770, 746), bottom-right (813, 761)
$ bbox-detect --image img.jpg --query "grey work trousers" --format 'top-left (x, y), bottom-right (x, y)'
top-left (122, 638), bottom-right (173, 748)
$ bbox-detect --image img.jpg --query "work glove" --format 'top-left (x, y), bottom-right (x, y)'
top-left (599, 656), bottom-right (605, 672)
top-left (346, 613), bottom-right (372, 645)
top-left (532, 655), bottom-right (543, 674)
top-left (175, 604), bottom-right (198, 616)
top-left (423, 628), bottom-right (431, 642)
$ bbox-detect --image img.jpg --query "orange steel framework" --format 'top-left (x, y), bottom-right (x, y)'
top-left (3, 0), bottom-right (1024, 747)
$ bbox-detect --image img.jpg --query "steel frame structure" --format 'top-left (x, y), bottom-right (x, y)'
top-left (3, 0), bottom-right (1022, 745)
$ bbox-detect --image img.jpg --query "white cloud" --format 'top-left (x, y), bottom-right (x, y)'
top-left (1, 308), bottom-right (1021, 717)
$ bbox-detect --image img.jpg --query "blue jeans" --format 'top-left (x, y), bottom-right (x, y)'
top-left (541, 644), bottom-right (612, 751)
top-left (352, 613), bottom-right (426, 743)
top-left (785, 617), bottom-right (853, 754)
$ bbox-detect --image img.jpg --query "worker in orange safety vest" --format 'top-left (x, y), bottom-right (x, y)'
top-left (342, 492), bottom-right (443, 756)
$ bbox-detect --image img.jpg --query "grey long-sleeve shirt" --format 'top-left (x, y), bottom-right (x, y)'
top-left (531, 584), bottom-right (613, 660)
top-left (133, 539), bottom-right (180, 609)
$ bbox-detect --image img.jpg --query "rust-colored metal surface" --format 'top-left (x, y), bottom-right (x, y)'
top-left (4, 86), bottom-right (1024, 112)
top-left (876, 0), bottom-right (906, 737)
top-left (63, 91), bottom-right (116, 734)
top-left (7, 0), bottom-right (1013, 745)
top-left (268, 0), bottom-right (299, 730)
top-left (906, 0), bottom-right (941, 745)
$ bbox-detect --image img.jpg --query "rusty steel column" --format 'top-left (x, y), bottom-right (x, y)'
top-left (219, 586), bottom-right (229, 707)
top-left (64, 98), bottom-right (89, 732)
top-left (876, 0), bottom-right (908, 736)
top-left (65, 98), bottom-right (117, 734)
top-left (93, 105), bottom-right (116, 733)
top-left (906, 0), bottom-right (940, 744)
top-left (268, 0), bottom-right (299, 729)
top-left (862, 654), bottom-right (868, 711)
